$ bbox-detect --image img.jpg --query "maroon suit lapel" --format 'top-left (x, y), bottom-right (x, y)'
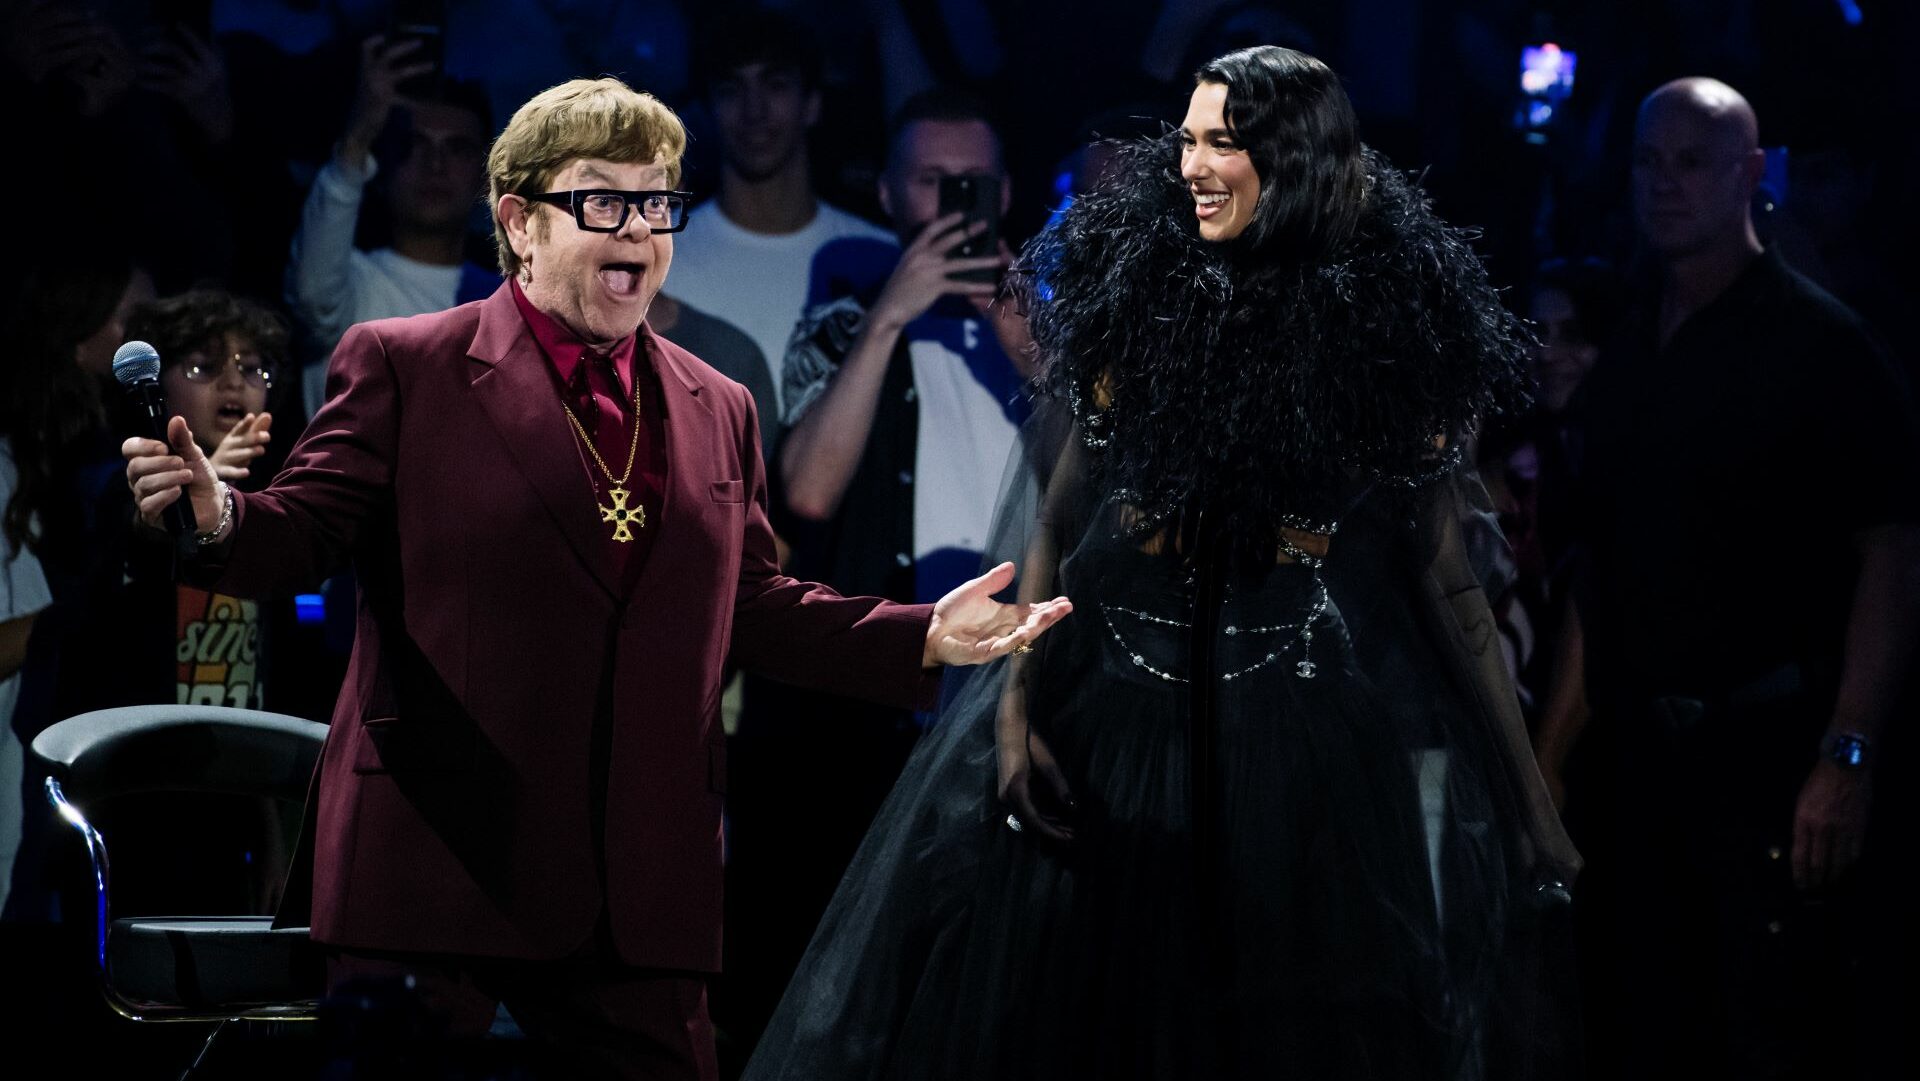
top-left (621, 327), bottom-right (712, 602)
top-left (466, 286), bottom-right (621, 599)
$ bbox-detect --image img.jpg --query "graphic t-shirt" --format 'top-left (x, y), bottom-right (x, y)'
top-left (175, 586), bottom-right (264, 708)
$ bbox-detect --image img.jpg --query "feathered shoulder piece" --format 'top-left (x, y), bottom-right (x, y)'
top-left (1014, 135), bottom-right (1532, 524)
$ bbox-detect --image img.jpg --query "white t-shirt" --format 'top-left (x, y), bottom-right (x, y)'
top-left (0, 437), bottom-right (54, 915)
top-left (287, 157), bottom-right (475, 413)
top-left (906, 314), bottom-right (1026, 603)
top-left (665, 200), bottom-right (894, 413)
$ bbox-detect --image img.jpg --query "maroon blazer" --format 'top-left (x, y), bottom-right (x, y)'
top-left (208, 285), bottom-right (936, 971)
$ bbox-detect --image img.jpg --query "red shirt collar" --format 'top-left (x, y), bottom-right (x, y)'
top-left (509, 277), bottom-right (639, 391)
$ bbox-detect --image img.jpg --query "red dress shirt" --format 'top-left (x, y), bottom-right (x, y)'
top-left (510, 279), bottom-right (667, 586)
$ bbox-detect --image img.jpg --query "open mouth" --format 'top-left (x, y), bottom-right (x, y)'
top-left (216, 402), bottom-right (249, 423)
top-left (1193, 190), bottom-right (1230, 220)
top-left (599, 262), bottom-right (648, 298)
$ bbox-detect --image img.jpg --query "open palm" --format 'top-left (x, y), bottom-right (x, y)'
top-left (923, 562), bottom-right (1072, 667)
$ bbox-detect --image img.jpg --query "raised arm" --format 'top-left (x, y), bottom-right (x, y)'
top-left (286, 36), bottom-right (434, 345)
top-left (779, 214), bottom-right (999, 521)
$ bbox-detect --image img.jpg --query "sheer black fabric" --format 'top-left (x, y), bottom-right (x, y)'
top-left (742, 403), bottom-right (1577, 1080)
top-left (742, 129), bottom-right (1576, 1080)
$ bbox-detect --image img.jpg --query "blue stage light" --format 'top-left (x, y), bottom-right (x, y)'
top-left (295, 593), bottom-right (325, 625)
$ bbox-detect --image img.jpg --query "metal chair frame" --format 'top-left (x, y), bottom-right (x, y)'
top-left (43, 774), bottom-right (322, 1026)
top-left (35, 706), bottom-right (328, 1078)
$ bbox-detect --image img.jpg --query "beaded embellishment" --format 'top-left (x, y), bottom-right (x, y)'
top-left (1101, 514), bottom-right (1338, 683)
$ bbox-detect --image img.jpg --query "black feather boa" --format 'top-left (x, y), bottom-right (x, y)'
top-left (1015, 136), bottom-right (1533, 526)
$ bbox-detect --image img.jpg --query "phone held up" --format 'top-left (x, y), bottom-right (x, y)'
top-left (937, 173), bottom-right (1000, 284)
top-left (390, 0), bottom-right (447, 98)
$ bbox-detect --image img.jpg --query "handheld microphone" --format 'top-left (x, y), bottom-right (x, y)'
top-left (112, 340), bottom-right (200, 558)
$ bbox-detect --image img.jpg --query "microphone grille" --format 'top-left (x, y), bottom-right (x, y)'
top-left (112, 340), bottom-right (162, 385)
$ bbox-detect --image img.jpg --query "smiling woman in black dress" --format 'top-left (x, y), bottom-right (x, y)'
top-left (742, 45), bottom-right (1579, 1081)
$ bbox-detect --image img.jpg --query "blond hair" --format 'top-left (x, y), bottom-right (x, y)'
top-left (487, 77), bottom-right (688, 276)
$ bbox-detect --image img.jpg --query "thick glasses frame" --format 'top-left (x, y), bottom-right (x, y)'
top-left (521, 189), bottom-right (694, 234)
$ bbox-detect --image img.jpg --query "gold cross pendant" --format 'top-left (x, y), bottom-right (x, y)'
top-left (598, 486), bottom-right (645, 542)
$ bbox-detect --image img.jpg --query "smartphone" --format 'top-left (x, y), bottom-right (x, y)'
top-left (937, 173), bottom-right (1000, 284)
top-left (390, 0), bottom-right (447, 98)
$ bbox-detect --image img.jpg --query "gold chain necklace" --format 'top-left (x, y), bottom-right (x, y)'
top-left (561, 359), bottom-right (646, 542)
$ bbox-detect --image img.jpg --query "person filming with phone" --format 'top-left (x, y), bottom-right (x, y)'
top-left (285, 32), bottom-right (497, 414)
top-left (722, 88), bottom-right (1035, 1051)
top-left (778, 89), bottom-right (1031, 558)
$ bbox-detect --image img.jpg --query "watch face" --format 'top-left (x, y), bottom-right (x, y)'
top-left (1828, 734), bottom-right (1870, 769)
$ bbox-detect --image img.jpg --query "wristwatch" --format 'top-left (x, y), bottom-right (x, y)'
top-left (1824, 731), bottom-right (1872, 771)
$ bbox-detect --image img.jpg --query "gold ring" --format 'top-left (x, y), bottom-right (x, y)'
top-left (1012, 643), bottom-right (1034, 655)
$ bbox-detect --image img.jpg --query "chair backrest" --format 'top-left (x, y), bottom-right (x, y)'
top-left (31, 705), bottom-right (327, 808)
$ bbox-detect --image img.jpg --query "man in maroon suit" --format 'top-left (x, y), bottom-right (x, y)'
top-left (123, 77), bottom-right (1068, 1079)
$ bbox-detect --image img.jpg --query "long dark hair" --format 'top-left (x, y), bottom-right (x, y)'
top-left (1021, 98), bottom-right (1532, 529)
top-left (0, 254), bottom-right (131, 556)
top-left (1193, 45), bottom-right (1367, 260)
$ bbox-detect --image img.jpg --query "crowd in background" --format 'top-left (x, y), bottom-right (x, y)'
top-left (2, 1), bottom-right (1915, 1078)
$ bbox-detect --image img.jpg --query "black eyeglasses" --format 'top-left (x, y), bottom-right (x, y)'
top-left (521, 189), bottom-right (693, 233)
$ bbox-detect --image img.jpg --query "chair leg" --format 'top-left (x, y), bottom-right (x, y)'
top-left (178, 1019), bottom-right (227, 1081)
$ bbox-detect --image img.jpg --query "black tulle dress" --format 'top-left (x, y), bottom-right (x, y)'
top-left (741, 139), bottom-right (1579, 1081)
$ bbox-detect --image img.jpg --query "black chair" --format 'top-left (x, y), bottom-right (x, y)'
top-left (31, 705), bottom-right (327, 1072)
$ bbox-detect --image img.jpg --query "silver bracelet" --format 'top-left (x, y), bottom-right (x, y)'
top-left (196, 482), bottom-right (234, 545)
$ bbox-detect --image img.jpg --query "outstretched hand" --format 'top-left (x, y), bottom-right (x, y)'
top-left (208, 412), bottom-right (272, 481)
top-left (923, 562), bottom-right (1071, 667)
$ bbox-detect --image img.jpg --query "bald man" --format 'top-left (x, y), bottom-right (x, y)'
top-left (1633, 79), bottom-right (1766, 344)
top-left (1535, 78), bottom-right (1920, 1078)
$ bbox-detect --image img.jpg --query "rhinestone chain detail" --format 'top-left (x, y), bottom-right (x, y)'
top-left (1101, 576), bottom-right (1331, 684)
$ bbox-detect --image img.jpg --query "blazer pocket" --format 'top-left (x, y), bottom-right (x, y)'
top-left (351, 715), bottom-right (475, 775)
top-left (710, 479), bottom-right (745, 504)
top-left (352, 717), bottom-right (398, 774)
